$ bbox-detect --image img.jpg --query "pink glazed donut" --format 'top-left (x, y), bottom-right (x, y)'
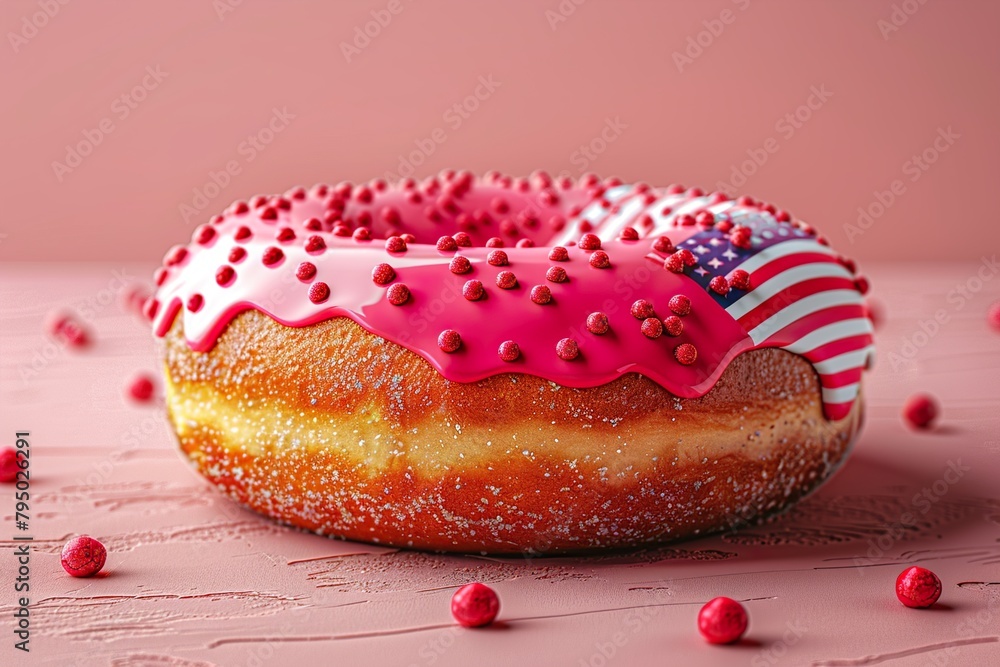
top-left (150, 170), bottom-right (873, 553)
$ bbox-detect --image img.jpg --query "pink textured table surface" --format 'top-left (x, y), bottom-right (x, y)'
top-left (2, 261), bottom-right (1000, 667)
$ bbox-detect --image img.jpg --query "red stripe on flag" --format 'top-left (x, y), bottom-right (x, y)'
top-left (736, 277), bottom-right (858, 331)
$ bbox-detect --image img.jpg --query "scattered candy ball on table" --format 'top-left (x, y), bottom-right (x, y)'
top-left (902, 393), bottom-right (939, 430)
top-left (896, 566), bottom-right (941, 608)
top-left (46, 311), bottom-right (90, 348)
top-left (0, 447), bottom-right (19, 483)
top-left (698, 597), bottom-right (748, 644)
top-left (451, 582), bottom-right (500, 627)
top-left (988, 300), bottom-right (1000, 332)
top-left (60, 536), bottom-right (107, 578)
top-left (126, 373), bottom-right (156, 402)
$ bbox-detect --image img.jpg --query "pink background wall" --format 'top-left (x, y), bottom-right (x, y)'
top-left (2, 0), bottom-right (997, 262)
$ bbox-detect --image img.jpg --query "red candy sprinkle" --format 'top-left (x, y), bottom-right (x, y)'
top-left (216, 265), bottom-right (235, 287)
top-left (438, 329), bottom-right (462, 353)
top-left (730, 226), bottom-right (752, 249)
top-left (385, 236), bottom-right (407, 253)
top-left (516, 238), bottom-right (535, 248)
top-left (631, 299), bottom-right (655, 320)
top-left (709, 276), bottom-right (730, 295)
top-left (668, 295), bottom-right (692, 316)
top-left (653, 236), bottom-right (674, 254)
top-left (548, 246), bottom-right (569, 261)
top-left (695, 211), bottom-right (716, 228)
top-left (589, 251), bottom-right (610, 269)
top-left (988, 301), bottom-right (1000, 332)
top-left (194, 224), bottom-right (216, 245)
top-left (486, 237), bottom-right (505, 248)
top-left (675, 343), bottom-right (698, 365)
top-left (186, 294), bottom-right (203, 312)
top-left (277, 227), bottom-right (296, 242)
top-left (587, 312), bottom-right (610, 335)
top-left (228, 247), bottom-right (247, 263)
top-left (676, 213), bottom-right (696, 227)
top-left (451, 582), bottom-right (500, 628)
top-left (308, 282), bottom-right (330, 303)
top-left (619, 226), bottom-right (639, 241)
top-left (729, 269), bottom-right (752, 291)
top-left (530, 285), bottom-right (552, 304)
top-left (664, 253), bottom-right (685, 273)
top-left (126, 373), bottom-right (155, 402)
top-left (437, 236), bottom-right (458, 251)
top-left (262, 247), bottom-right (284, 267)
top-left (305, 235), bottom-right (327, 253)
top-left (487, 250), bottom-right (509, 266)
top-left (697, 597), bottom-right (748, 644)
top-left (641, 318), bottom-right (663, 339)
top-left (60, 535), bottom-right (107, 578)
top-left (578, 233), bottom-right (602, 250)
top-left (453, 232), bottom-right (473, 247)
top-left (496, 271), bottom-right (518, 289)
top-left (663, 315), bottom-right (684, 337)
top-left (896, 566), bottom-right (942, 608)
top-left (677, 248), bottom-right (697, 267)
top-left (498, 340), bottom-right (520, 362)
top-left (556, 338), bottom-right (579, 361)
top-left (296, 262), bottom-right (317, 282)
top-left (260, 206), bottom-right (278, 220)
top-left (141, 298), bottom-right (158, 322)
top-left (386, 283), bottom-right (410, 305)
top-left (463, 280), bottom-right (485, 301)
top-left (164, 245), bottom-right (189, 265)
top-left (450, 256), bottom-right (472, 275)
top-left (372, 263), bottom-right (396, 285)
top-left (0, 447), bottom-right (20, 483)
top-left (353, 227), bottom-right (371, 241)
top-left (546, 266), bottom-right (568, 283)
top-left (903, 393), bottom-right (938, 430)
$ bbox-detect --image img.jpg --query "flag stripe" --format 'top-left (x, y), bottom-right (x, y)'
top-left (746, 290), bottom-right (863, 344)
top-left (728, 239), bottom-right (837, 276)
top-left (783, 318), bottom-right (874, 355)
top-left (727, 263), bottom-right (855, 319)
top-left (737, 277), bottom-right (859, 331)
top-left (812, 346), bottom-right (875, 375)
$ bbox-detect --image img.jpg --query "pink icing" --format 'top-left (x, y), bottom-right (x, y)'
top-left (149, 171), bottom-right (874, 421)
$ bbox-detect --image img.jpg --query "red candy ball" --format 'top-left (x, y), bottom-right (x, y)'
top-left (463, 280), bottom-right (485, 301)
top-left (308, 282), bottom-right (330, 304)
top-left (126, 373), bottom-right (155, 402)
top-left (61, 535), bottom-right (107, 578)
top-left (556, 338), bottom-right (580, 361)
top-left (896, 566), bottom-right (942, 608)
top-left (386, 283), bottom-right (410, 305)
top-left (437, 330), bottom-right (462, 353)
top-left (903, 393), bottom-right (938, 430)
top-left (530, 285), bottom-right (552, 304)
top-left (641, 318), bottom-right (663, 339)
top-left (0, 447), bottom-right (20, 483)
top-left (675, 343), bottom-right (698, 366)
top-left (586, 312), bottom-right (610, 335)
top-left (668, 295), bottom-right (692, 316)
top-left (451, 582), bottom-right (500, 628)
top-left (697, 597), bottom-right (748, 644)
top-left (631, 299), bottom-right (655, 320)
top-left (372, 263), bottom-right (396, 285)
top-left (988, 300), bottom-right (1000, 332)
top-left (498, 340), bottom-right (520, 362)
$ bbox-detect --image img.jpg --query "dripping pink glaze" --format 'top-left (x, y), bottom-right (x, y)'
top-left (150, 171), bottom-right (873, 421)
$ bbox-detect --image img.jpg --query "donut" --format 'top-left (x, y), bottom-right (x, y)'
top-left (149, 171), bottom-right (874, 553)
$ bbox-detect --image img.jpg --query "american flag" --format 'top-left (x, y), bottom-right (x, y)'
top-left (558, 186), bottom-right (874, 421)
